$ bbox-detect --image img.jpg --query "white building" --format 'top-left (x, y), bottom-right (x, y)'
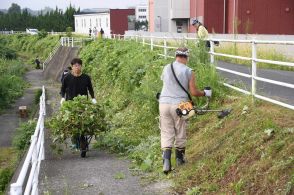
top-left (149, 0), bottom-right (190, 33)
top-left (74, 10), bottom-right (111, 37)
top-left (136, 4), bottom-right (148, 22)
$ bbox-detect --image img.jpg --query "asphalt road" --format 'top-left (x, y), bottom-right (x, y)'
top-left (216, 61), bottom-right (294, 106)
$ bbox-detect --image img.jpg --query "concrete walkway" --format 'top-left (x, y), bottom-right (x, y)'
top-left (0, 69), bottom-right (44, 147)
top-left (38, 83), bottom-right (169, 195)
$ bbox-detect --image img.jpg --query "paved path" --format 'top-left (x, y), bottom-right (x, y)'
top-left (217, 61), bottom-right (294, 105)
top-left (38, 80), bottom-right (169, 195)
top-left (0, 69), bottom-right (44, 147)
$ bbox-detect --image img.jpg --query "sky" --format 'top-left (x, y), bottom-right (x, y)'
top-left (0, 0), bottom-right (147, 10)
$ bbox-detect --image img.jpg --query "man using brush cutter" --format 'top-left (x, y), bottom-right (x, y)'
top-left (158, 47), bottom-right (212, 174)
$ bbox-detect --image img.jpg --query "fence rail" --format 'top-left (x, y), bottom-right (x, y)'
top-left (113, 34), bottom-right (294, 110)
top-left (42, 42), bottom-right (61, 71)
top-left (10, 86), bottom-right (46, 195)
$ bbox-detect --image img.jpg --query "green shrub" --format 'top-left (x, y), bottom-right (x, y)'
top-left (0, 58), bottom-right (27, 111)
top-left (79, 39), bottom-right (226, 171)
top-left (0, 168), bottom-right (13, 193)
top-left (0, 45), bottom-right (17, 60)
top-left (66, 27), bottom-right (73, 37)
top-left (13, 120), bottom-right (36, 150)
top-left (38, 29), bottom-right (48, 39)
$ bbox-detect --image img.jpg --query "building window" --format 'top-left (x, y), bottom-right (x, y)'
top-left (106, 18), bottom-right (108, 27)
top-left (139, 9), bottom-right (146, 12)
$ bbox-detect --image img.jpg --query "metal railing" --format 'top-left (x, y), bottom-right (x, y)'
top-left (10, 86), bottom-right (46, 195)
top-left (60, 37), bottom-right (94, 47)
top-left (42, 42), bottom-right (61, 71)
top-left (113, 34), bottom-right (294, 110)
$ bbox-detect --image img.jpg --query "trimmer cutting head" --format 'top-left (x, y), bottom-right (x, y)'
top-left (217, 109), bottom-right (232, 119)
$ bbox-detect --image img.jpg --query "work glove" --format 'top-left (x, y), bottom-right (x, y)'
top-left (60, 98), bottom-right (65, 105)
top-left (91, 98), bottom-right (97, 104)
top-left (204, 87), bottom-right (212, 97)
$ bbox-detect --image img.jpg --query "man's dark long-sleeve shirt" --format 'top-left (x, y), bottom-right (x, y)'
top-left (61, 73), bottom-right (95, 100)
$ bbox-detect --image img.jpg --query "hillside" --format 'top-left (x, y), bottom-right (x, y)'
top-left (79, 39), bottom-right (294, 194)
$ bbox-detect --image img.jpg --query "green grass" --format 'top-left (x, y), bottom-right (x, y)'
top-left (0, 58), bottom-right (27, 112)
top-left (215, 43), bottom-right (294, 71)
top-left (0, 34), bottom-right (59, 65)
top-left (78, 39), bottom-right (294, 194)
top-left (0, 148), bottom-right (20, 194)
top-left (0, 34), bottom-right (55, 194)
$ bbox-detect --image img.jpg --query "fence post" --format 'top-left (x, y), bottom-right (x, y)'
top-left (142, 36), bottom-right (145, 46)
top-left (210, 39), bottom-right (215, 64)
top-left (67, 37), bottom-right (70, 47)
top-left (151, 36), bottom-right (154, 51)
top-left (71, 37), bottom-right (74, 47)
top-left (10, 183), bottom-right (23, 195)
top-left (251, 39), bottom-right (257, 96)
top-left (164, 36), bottom-right (167, 59)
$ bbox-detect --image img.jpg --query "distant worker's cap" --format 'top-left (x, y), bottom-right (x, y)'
top-left (175, 47), bottom-right (189, 57)
top-left (192, 19), bottom-right (200, 26)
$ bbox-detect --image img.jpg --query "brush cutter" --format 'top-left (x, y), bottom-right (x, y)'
top-left (176, 97), bottom-right (231, 119)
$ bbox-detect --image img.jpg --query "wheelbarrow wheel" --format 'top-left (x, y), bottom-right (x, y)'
top-left (80, 135), bottom-right (87, 158)
top-left (81, 150), bottom-right (87, 158)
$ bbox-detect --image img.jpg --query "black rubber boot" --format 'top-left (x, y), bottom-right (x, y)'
top-left (176, 148), bottom-right (186, 166)
top-left (162, 149), bottom-right (172, 174)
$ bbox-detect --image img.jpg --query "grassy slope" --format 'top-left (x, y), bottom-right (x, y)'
top-left (0, 35), bottom-right (56, 193)
top-left (79, 39), bottom-right (294, 194)
top-left (0, 34), bottom-right (59, 65)
top-left (176, 97), bottom-right (294, 194)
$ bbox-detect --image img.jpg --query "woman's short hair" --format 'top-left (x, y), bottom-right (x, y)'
top-left (71, 58), bottom-right (83, 66)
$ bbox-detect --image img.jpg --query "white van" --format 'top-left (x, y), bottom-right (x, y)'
top-left (26, 28), bottom-right (38, 35)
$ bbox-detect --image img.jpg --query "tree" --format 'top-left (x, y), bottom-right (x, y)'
top-left (8, 3), bottom-right (21, 14)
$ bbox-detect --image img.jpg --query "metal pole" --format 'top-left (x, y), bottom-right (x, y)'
top-left (251, 39), bottom-right (257, 96)
top-left (210, 40), bottom-right (215, 64)
top-left (164, 37), bottom-right (167, 59)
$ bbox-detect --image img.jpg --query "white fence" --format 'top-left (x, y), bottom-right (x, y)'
top-left (10, 86), bottom-right (46, 195)
top-left (42, 42), bottom-right (61, 71)
top-left (60, 36), bottom-right (94, 47)
top-left (113, 34), bottom-right (294, 110)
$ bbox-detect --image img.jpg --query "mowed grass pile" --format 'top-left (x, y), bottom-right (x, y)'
top-left (80, 39), bottom-right (294, 194)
